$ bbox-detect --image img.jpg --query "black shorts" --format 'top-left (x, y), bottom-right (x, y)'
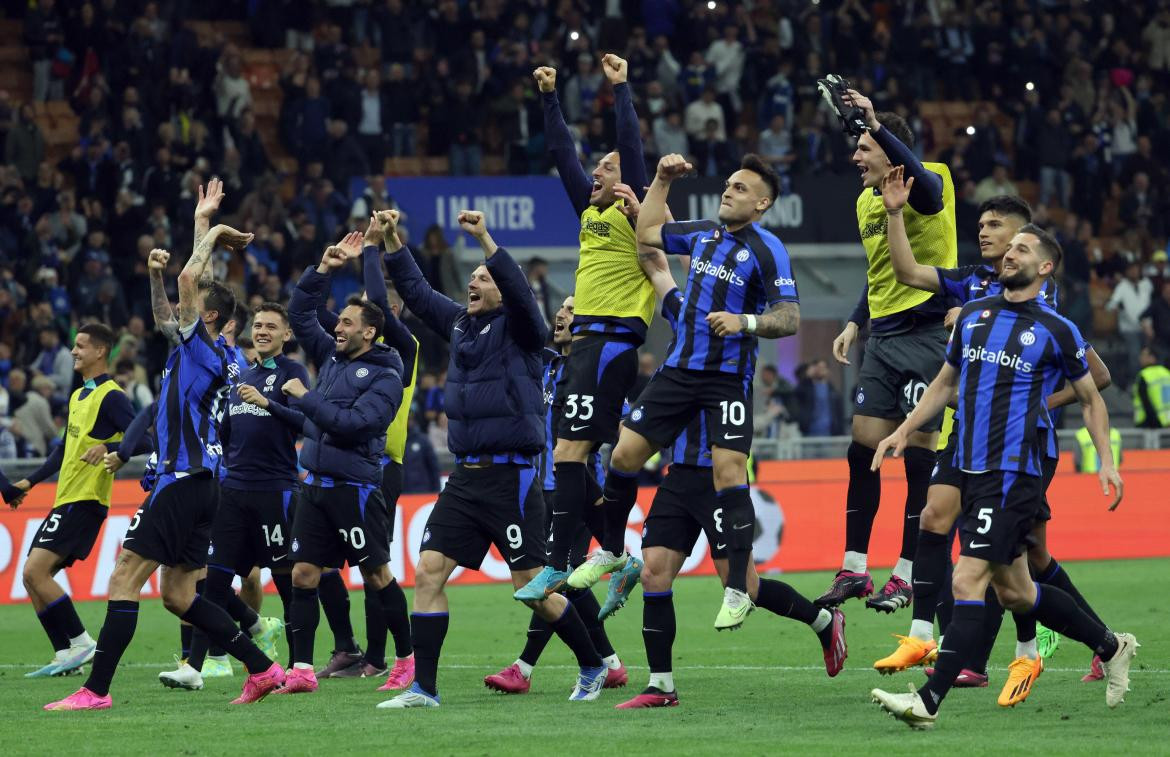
top-left (958, 470), bottom-right (1043, 565)
top-left (122, 474), bottom-right (219, 568)
top-left (290, 483), bottom-right (391, 570)
top-left (1037, 452), bottom-right (1058, 523)
top-left (421, 463), bottom-right (545, 571)
top-left (382, 460), bottom-right (403, 511)
top-left (625, 366), bottom-right (754, 454)
top-left (556, 334), bottom-right (638, 444)
top-left (27, 501), bottom-right (106, 568)
top-left (930, 430), bottom-right (963, 488)
top-left (641, 465), bottom-right (724, 558)
top-left (208, 486), bottom-right (297, 575)
top-left (854, 327), bottom-right (947, 432)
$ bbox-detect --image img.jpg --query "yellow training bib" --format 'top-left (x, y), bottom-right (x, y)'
top-left (573, 202), bottom-right (655, 326)
top-left (55, 379), bottom-right (124, 507)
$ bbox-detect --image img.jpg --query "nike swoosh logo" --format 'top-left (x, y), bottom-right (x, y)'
top-left (570, 424), bottom-right (590, 431)
top-left (965, 323), bottom-right (985, 329)
top-left (968, 541), bottom-right (990, 549)
top-left (552, 511), bottom-right (568, 516)
top-left (723, 434), bottom-right (743, 440)
top-left (642, 628), bottom-right (662, 633)
top-left (38, 537), bottom-right (53, 543)
top-left (715, 543), bottom-right (726, 550)
top-left (733, 523), bottom-right (751, 530)
top-left (509, 555), bottom-right (526, 563)
top-left (358, 555), bottom-right (370, 562)
top-left (454, 327), bottom-right (464, 332)
top-left (700, 236), bottom-right (717, 243)
top-left (915, 580), bottom-right (932, 585)
top-left (907, 515), bottom-right (920, 519)
top-left (272, 554), bottom-right (287, 561)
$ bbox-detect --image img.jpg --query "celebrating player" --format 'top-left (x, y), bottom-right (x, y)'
top-left (276, 234), bottom-right (405, 695)
top-left (870, 227), bottom-right (1138, 729)
top-left (378, 210), bottom-right (608, 708)
top-left (516, 54), bottom-right (654, 602)
top-left (819, 88), bottom-right (957, 613)
top-left (8, 323), bottom-right (142, 679)
top-left (572, 152), bottom-right (799, 631)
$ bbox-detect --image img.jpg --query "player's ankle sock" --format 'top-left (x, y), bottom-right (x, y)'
top-left (566, 587), bottom-right (617, 658)
top-left (1024, 582), bottom-right (1118, 659)
top-left (181, 596), bottom-right (270, 674)
top-left (642, 591), bottom-right (676, 682)
top-left (379, 580), bottom-right (413, 659)
top-left (316, 570), bottom-right (358, 654)
top-left (910, 529), bottom-right (948, 637)
top-left (363, 589), bottom-right (388, 669)
top-left (1037, 558), bottom-right (1104, 626)
top-left (43, 594), bottom-right (87, 645)
top-left (718, 485), bottom-right (753, 593)
top-left (754, 578), bottom-right (818, 623)
top-left (844, 441), bottom-right (881, 557)
top-left (602, 654), bottom-right (621, 670)
top-left (550, 601), bottom-right (602, 668)
top-left (918, 600), bottom-right (985, 715)
top-left (411, 612), bottom-right (449, 696)
top-left (842, 551), bottom-right (867, 573)
top-left (969, 586), bottom-right (1003, 674)
top-left (550, 462), bottom-right (587, 571)
top-left (289, 587), bottom-right (321, 666)
top-left (37, 599), bottom-right (72, 654)
top-left (84, 600), bottom-right (139, 696)
top-left (519, 611), bottom-right (553, 668)
top-left (600, 467), bottom-right (639, 555)
top-left (648, 671), bottom-right (675, 693)
top-left (1016, 635), bottom-right (1038, 659)
top-left (514, 659), bottom-right (535, 678)
top-left (180, 622), bottom-right (193, 659)
top-left (899, 446), bottom-right (933, 565)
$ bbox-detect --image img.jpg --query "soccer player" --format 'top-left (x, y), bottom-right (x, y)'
top-left (485, 294), bottom-right (628, 694)
top-left (275, 234), bottom-right (405, 695)
top-left (311, 216), bottom-right (416, 689)
top-left (156, 301), bottom-right (308, 691)
top-left (818, 88), bottom-right (956, 613)
top-left (870, 226), bottom-right (1139, 729)
top-left (874, 170), bottom-right (1113, 705)
top-left (616, 261), bottom-right (847, 709)
top-left (518, 54), bottom-right (655, 602)
top-left (45, 225), bottom-right (286, 711)
top-left (378, 210), bottom-right (608, 709)
top-left (8, 323), bottom-right (140, 678)
top-left (572, 152), bottom-right (800, 631)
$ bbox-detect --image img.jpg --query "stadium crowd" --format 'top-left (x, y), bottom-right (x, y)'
top-left (1, 0), bottom-right (1169, 463)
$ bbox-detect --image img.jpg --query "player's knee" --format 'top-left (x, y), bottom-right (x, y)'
top-left (291, 563), bottom-right (321, 589)
top-left (920, 500), bottom-right (954, 533)
top-left (160, 584), bottom-right (192, 615)
top-left (640, 559), bottom-right (673, 593)
top-left (609, 443), bottom-right (643, 474)
top-left (360, 564), bottom-right (390, 591)
top-left (712, 467), bottom-right (746, 492)
top-left (991, 583), bottom-right (1031, 613)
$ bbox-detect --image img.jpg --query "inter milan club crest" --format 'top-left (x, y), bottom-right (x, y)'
top-left (1019, 330), bottom-right (1036, 346)
top-left (356, 367), bottom-right (369, 378)
top-left (736, 249), bottom-right (750, 263)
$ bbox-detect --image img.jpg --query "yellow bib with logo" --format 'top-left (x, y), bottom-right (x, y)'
top-left (857, 162), bottom-right (957, 319)
top-left (573, 202), bottom-right (655, 325)
top-left (384, 334), bottom-right (419, 463)
top-left (56, 380), bottom-right (124, 507)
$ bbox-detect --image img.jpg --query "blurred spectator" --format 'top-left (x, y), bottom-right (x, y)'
top-left (1132, 347), bottom-right (1170, 429)
top-left (15, 373), bottom-right (58, 456)
top-left (525, 257), bottom-right (565, 331)
top-left (31, 326), bottom-right (71, 394)
top-left (794, 359), bottom-right (843, 437)
top-left (413, 225), bottom-right (463, 299)
top-left (5, 104), bottom-right (46, 183)
top-left (654, 111), bottom-right (689, 158)
top-left (685, 87), bottom-right (725, 141)
top-left (758, 114), bottom-right (795, 179)
top-left (1143, 279), bottom-right (1170, 361)
top-left (114, 358), bottom-right (153, 413)
top-left (974, 163), bottom-right (1019, 204)
top-left (1120, 172), bottom-right (1162, 239)
top-left (1106, 261), bottom-right (1154, 385)
top-left (563, 54), bottom-right (603, 125)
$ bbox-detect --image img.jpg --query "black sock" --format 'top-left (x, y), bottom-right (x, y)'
top-left (900, 447), bottom-right (933, 561)
top-left (1025, 582), bottom-right (1118, 659)
top-left (411, 612), bottom-right (449, 696)
top-left (550, 601), bottom-right (602, 668)
top-left (363, 589), bottom-right (388, 669)
top-left (379, 580), bottom-right (412, 659)
top-left (844, 442), bottom-right (881, 555)
top-left (936, 530), bottom-right (956, 633)
top-left (919, 601), bottom-right (985, 715)
top-left (289, 586), bottom-right (321, 666)
top-left (191, 567), bottom-right (237, 668)
top-left (225, 591), bottom-right (259, 632)
top-left (642, 591), bottom-right (675, 673)
top-left (272, 573), bottom-right (294, 664)
top-left (519, 612), bottom-right (554, 667)
top-left (84, 600), bottom-right (139, 696)
top-left (719, 485), bottom-right (754, 593)
top-left (180, 623), bottom-right (193, 658)
top-left (1014, 609), bottom-right (1037, 645)
top-left (600, 468), bottom-right (639, 555)
top-left (551, 462), bottom-right (587, 571)
top-left (181, 596), bottom-right (271, 674)
top-left (37, 602), bottom-right (70, 653)
top-left (317, 570), bottom-right (358, 653)
top-left (1038, 559), bottom-right (1104, 626)
top-left (969, 586), bottom-right (1004, 674)
top-left (755, 578), bottom-right (819, 624)
top-left (567, 587), bottom-right (616, 658)
top-left (911, 530), bottom-right (949, 627)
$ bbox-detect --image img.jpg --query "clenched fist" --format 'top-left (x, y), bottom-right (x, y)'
top-left (533, 66), bottom-right (556, 93)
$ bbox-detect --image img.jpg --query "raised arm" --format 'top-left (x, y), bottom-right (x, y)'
top-left (603, 55), bottom-right (649, 203)
top-left (177, 223), bottom-right (253, 328)
top-left (637, 153), bottom-right (693, 249)
top-left (193, 177), bottom-right (227, 281)
top-left (361, 213), bottom-right (419, 378)
top-left (845, 88), bottom-right (943, 214)
top-left (458, 210), bottom-right (548, 351)
top-left (148, 249), bottom-right (180, 343)
top-left (379, 213), bottom-right (463, 341)
top-left (288, 235), bottom-right (362, 366)
top-left (872, 361), bottom-right (959, 470)
top-left (535, 66), bottom-right (593, 214)
top-left (882, 166), bottom-right (942, 291)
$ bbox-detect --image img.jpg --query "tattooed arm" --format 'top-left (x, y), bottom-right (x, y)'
top-left (193, 178), bottom-right (226, 280)
top-left (177, 223), bottom-right (252, 328)
top-left (741, 301), bottom-right (800, 338)
top-left (147, 249), bottom-right (180, 343)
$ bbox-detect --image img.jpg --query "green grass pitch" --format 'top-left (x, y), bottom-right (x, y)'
top-left (0, 559), bottom-right (1165, 755)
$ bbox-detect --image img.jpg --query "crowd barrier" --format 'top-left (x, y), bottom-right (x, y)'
top-left (0, 451), bottom-right (1165, 603)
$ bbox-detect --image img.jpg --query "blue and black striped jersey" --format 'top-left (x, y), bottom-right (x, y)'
top-left (947, 296), bottom-right (1089, 476)
top-left (662, 288), bottom-right (713, 469)
top-left (936, 264), bottom-right (1058, 309)
top-left (154, 319), bottom-right (230, 479)
top-left (660, 220), bottom-right (798, 376)
top-left (539, 348), bottom-right (604, 489)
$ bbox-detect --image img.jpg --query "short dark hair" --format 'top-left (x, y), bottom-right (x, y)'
top-left (77, 322), bottom-right (116, 356)
top-left (198, 280), bottom-right (237, 333)
top-left (740, 153), bottom-right (780, 202)
top-left (345, 294), bottom-right (385, 341)
top-left (875, 111), bottom-right (914, 149)
top-left (232, 302), bottom-right (251, 334)
top-left (977, 195), bottom-right (1032, 223)
top-left (383, 281), bottom-right (402, 309)
top-left (1017, 223), bottom-right (1062, 271)
top-left (254, 301), bottom-right (289, 325)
